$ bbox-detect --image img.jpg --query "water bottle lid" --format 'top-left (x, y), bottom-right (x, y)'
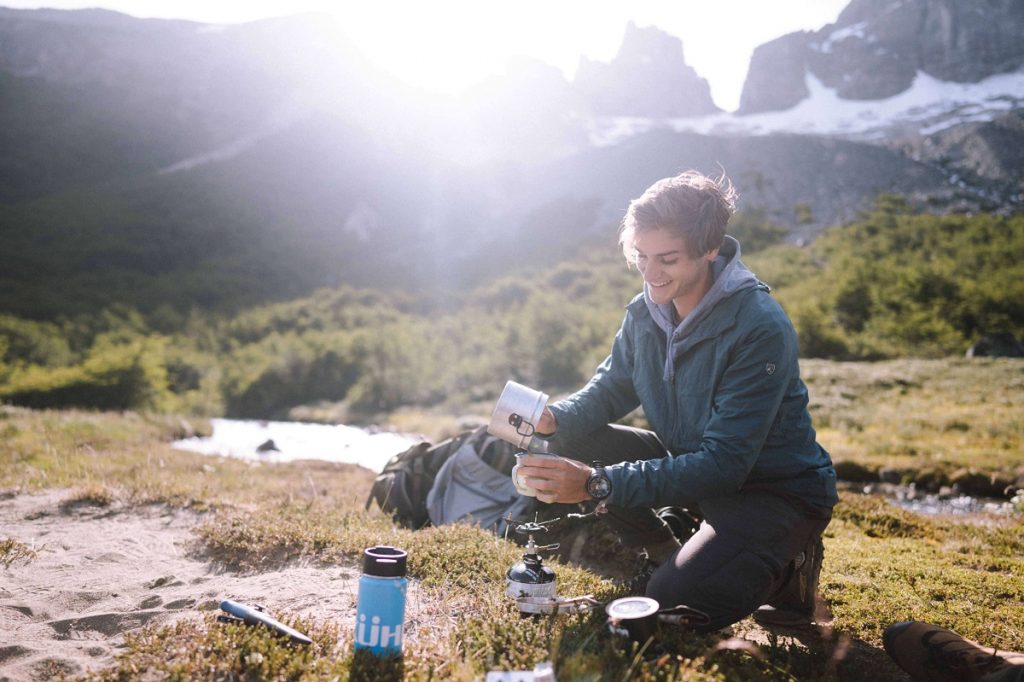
top-left (363, 545), bottom-right (408, 577)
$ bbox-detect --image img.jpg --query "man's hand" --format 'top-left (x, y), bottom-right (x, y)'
top-left (517, 453), bottom-right (593, 504)
top-left (536, 407), bottom-right (557, 436)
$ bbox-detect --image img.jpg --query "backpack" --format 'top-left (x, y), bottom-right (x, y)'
top-left (365, 426), bottom-right (523, 530)
top-left (425, 432), bottom-right (534, 535)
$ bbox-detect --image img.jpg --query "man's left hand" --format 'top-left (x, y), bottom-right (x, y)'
top-left (517, 454), bottom-right (594, 504)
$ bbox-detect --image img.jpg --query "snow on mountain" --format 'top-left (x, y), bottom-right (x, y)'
top-left (587, 68), bottom-right (1024, 146)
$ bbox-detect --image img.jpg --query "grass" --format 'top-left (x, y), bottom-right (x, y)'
top-left (1, 358), bottom-right (1023, 680)
top-left (803, 358), bottom-right (1024, 493)
top-left (0, 536), bottom-right (39, 568)
top-left (58, 482), bottom-right (115, 511)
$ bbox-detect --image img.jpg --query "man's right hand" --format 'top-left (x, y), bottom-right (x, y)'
top-left (536, 407), bottom-right (557, 436)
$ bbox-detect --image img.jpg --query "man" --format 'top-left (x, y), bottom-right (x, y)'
top-left (517, 170), bottom-right (837, 631)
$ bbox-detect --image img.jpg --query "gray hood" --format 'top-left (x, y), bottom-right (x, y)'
top-left (644, 236), bottom-right (763, 382)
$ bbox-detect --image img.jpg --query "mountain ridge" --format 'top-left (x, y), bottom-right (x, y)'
top-left (0, 4), bottom-right (1021, 319)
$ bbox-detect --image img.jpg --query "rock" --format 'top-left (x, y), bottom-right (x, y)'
top-left (738, 32), bottom-right (813, 114)
top-left (833, 460), bottom-right (878, 482)
top-left (574, 22), bottom-right (720, 117)
top-left (739, 0), bottom-right (1024, 114)
top-left (966, 332), bottom-right (1024, 358)
top-left (950, 469), bottom-right (1012, 498)
top-left (878, 466), bottom-right (904, 484)
top-left (913, 467), bottom-right (950, 492)
top-left (255, 439), bottom-right (279, 453)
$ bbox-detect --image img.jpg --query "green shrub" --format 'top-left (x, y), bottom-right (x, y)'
top-left (0, 337), bottom-right (169, 410)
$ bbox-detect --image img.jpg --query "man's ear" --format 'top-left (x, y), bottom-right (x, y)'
top-left (703, 247), bottom-right (720, 262)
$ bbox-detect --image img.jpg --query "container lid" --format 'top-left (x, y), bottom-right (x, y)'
top-left (363, 545), bottom-right (408, 577)
top-left (606, 596), bottom-right (659, 620)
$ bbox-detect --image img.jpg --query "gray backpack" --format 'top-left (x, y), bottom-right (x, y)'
top-left (426, 431), bottom-right (534, 535)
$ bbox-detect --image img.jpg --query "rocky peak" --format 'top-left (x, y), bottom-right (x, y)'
top-left (574, 22), bottom-right (719, 117)
top-left (738, 0), bottom-right (1024, 114)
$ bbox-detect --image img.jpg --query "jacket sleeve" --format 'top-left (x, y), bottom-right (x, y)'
top-left (607, 316), bottom-right (797, 507)
top-left (546, 311), bottom-right (641, 438)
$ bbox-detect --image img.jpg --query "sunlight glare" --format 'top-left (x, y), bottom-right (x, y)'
top-left (330, 2), bottom-right (621, 95)
top-left (327, 0), bottom-right (846, 110)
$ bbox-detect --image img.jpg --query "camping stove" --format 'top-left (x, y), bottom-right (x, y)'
top-left (505, 517), bottom-right (560, 607)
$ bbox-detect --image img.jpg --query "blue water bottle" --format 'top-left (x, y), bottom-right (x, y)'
top-left (354, 545), bottom-right (408, 656)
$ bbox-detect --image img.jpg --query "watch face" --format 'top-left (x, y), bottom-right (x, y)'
top-left (588, 473), bottom-right (611, 499)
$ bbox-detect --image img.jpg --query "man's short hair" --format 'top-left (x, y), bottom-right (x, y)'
top-left (619, 170), bottom-right (737, 261)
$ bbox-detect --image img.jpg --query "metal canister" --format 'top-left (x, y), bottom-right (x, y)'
top-left (488, 380), bottom-right (550, 450)
top-left (354, 546), bottom-right (408, 656)
top-left (505, 537), bottom-right (557, 609)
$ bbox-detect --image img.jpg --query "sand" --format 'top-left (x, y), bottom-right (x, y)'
top-left (0, 489), bottom-right (369, 681)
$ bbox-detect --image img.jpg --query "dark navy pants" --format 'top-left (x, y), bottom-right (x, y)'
top-left (548, 424), bottom-right (831, 631)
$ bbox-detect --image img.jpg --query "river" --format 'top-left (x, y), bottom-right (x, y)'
top-left (174, 420), bottom-right (1021, 517)
top-left (172, 418), bottom-right (419, 473)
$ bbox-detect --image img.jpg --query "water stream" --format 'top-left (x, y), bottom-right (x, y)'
top-left (842, 481), bottom-right (1020, 517)
top-left (174, 420), bottom-right (1021, 516)
top-left (172, 418), bottom-right (418, 473)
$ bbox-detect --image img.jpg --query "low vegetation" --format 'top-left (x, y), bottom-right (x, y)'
top-left (2, 375), bottom-right (1022, 680)
top-left (0, 536), bottom-right (38, 568)
top-left (1, 201), bottom-right (1022, 423)
top-left (802, 357), bottom-right (1024, 494)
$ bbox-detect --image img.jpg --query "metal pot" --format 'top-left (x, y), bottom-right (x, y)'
top-left (488, 380), bottom-right (549, 450)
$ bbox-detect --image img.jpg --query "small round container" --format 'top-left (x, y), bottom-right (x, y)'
top-left (606, 596), bottom-right (661, 643)
top-left (511, 452), bottom-right (558, 497)
top-left (488, 381), bottom-right (549, 450)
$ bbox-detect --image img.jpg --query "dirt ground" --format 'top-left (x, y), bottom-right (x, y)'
top-left (1, 490), bottom-right (386, 680)
top-left (0, 490), bottom-right (908, 681)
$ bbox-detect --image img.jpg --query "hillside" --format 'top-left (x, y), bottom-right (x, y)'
top-left (0, 3), bottom-right (1022, 318)
top-left (2, 201), bottom-right (1022, 425)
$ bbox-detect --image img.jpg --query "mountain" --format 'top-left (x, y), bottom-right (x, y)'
top-left (0, 4), bottom-right (1021, 320)
top-left (574, 22), bottom-right (719, 118)
top-left (741, 0), bottom-right (1024, 112)
top-left (0, 8), bottom-right (388, 201)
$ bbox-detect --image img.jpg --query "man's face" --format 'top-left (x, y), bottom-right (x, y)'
top-left (632, 228), bottom-right (718, 317)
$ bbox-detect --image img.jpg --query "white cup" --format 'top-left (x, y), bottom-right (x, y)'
top-left (488, 381), bottom-right (550, 450)
top-left (511, 452), bottom-right (559, 497)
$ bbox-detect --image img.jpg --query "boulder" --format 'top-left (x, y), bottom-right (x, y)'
top-left (256, 439), bottom-right (279, 453)
top-left (833, 460), bottom-right (878, 483)
top-left (966, 332), bottom-right (1024, 358)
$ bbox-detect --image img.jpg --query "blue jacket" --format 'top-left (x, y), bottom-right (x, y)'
top-left (548, 237), bottom-right (837, 515)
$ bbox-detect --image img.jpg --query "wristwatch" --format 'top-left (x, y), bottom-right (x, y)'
top-left (586, 462), bottom-right (612, 501)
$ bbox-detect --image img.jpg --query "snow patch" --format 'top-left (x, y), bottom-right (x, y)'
top-left (586, 68), bottom-right (1024, 145)
top-left (157, 89), bottom-right (329, 174)
top-left (818, 21), bottom-right (869, 54)
top-left (158, 134), bottom-right (262, 174)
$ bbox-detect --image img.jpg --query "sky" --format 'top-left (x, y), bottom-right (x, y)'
top-left (3, 1), bottom-right (851, 111)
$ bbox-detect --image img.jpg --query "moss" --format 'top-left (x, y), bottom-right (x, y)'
top-left (832, 492), bottom-right (930, 539)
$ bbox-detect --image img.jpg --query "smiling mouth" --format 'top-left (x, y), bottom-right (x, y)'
top-left (648, 280), bottom-right (671, 288)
